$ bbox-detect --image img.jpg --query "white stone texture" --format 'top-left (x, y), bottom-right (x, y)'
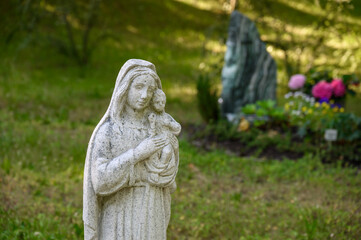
top-left (83, 59), bottom-right (180, 240)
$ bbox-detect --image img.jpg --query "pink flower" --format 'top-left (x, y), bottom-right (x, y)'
top-left (288, 74), bottom-right (306, 90)
top-left (331, 79), bottom-right (346, 97)
top-left (312, 80), bottom-right (333, 100)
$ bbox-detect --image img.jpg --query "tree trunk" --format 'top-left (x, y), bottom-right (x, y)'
top-left (230, 0), bottom-right (237, 12)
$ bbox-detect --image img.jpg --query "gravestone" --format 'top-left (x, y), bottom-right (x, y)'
top-left (83, 59), bottom-right (180, 239)
top-left (221, 10), bottom-right (277, 120)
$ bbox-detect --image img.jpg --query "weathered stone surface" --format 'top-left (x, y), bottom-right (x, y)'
top-left (221, 10), bottom-right (277, 119)
top-left (83, 59), bottom-right (180, 240)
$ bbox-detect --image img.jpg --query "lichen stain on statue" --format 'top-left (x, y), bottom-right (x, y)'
top-left (221, 10), bottom-right (277, 121)
top-left (83, 59), bottom-right (180, 240)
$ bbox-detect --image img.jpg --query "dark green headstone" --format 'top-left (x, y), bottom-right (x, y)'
top-left (221, 11), bottom-right (277, 119)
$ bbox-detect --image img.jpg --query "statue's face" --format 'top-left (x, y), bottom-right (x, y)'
top-left (153, 95), bottom-right (166, 112)
top-left (127, 75), bottom-right (156, 111)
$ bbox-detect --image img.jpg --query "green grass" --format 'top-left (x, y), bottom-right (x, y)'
top-left (172, 142), bottom-right (361, 239)
top-left (1, 140), bottom-right (361, 239)
top-left (1, 0), bottom-right (361, 239)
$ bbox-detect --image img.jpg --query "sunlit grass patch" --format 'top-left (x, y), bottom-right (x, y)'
top-left (0, 167), bottom-right (84, 239)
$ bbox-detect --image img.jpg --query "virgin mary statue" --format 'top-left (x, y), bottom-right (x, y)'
top-left (83, 59), bottom-right (179, 240)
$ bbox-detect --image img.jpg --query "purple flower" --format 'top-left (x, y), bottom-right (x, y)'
top-left (312, 80), bottom-right (333, 100)
top-left (318, 98), bottom-right (329, 104)
top-left (331, 103), bottom-right (342, 108)
top-left (288, 74), bottom-right (306, 90)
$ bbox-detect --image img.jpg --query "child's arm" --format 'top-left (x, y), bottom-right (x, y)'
top-left (148, 113), bottom-right (157, 136)
top-left (163, 113), bottom-right (181, 136)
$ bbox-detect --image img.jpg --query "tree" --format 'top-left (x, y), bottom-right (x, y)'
top-left (7, 0), bottom-right (103, 66)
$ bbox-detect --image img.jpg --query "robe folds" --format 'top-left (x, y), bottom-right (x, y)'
top-left (83, 119), bottom-right (178, 240)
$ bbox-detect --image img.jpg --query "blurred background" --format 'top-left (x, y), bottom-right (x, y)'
top-left (0, 0), bottom-right (360, 239)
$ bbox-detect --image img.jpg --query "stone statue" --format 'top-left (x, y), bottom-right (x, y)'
top-left (146, 89), bottom-right (181, 184)
top-left (221, 10), bottom-right (277, 120)
top-left (83, 59), bottom-right (180, 240)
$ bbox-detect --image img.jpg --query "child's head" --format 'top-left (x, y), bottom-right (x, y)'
top-left (152, 89), bottom-right (166, 112)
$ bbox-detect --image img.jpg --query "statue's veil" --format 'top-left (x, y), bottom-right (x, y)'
top-left (83, 59), bottom-right (162, 239)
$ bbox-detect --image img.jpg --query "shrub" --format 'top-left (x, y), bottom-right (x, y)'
top-left (328, 113), bottom-right (361, 141)
top-left (196, 74), bottom-right (220, 123)
top-left (241, 100), bottom-right (287, 129)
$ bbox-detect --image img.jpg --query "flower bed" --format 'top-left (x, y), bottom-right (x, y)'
top-left (288, 70), bottom-right (359, 105)
top-left (232, 96), bottom-right (361, 165)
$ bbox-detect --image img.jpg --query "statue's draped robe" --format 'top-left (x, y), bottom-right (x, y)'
top-left (84, 118), bottom-right (177, 240)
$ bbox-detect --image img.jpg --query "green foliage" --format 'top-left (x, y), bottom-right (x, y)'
top-left (284, 92), bottom-right (334, 136)
top-left (321, 112), bottom-right (361, 165)
top-left (196, 74), bottom-right (220, 123)
top-left (241, 100), bottom-right (288, 128)
top-left (342, 74), bottom-right (360, 96)
top-left (6, 0), bottom-right (103, 66)
top-left (328, 113), bottom-right (361, 141)
top-left (282, 94), bottom-right (361, 163)
top-left (242, 104), bottom-right (257, 114)
top-left (236, 96), bottom-right (361, 164)
top-left (283, 92), bottom-right (361, 142)
top-left (201, 119), bottom-right (241, 141)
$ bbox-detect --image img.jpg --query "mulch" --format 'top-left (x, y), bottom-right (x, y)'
top-left (181, 123), bottom-right (304, 161)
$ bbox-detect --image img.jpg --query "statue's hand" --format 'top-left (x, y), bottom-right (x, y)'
top-left (134, 135), bottom-right (167, 163)
top-left (169, 134), bottom-right (178, 149)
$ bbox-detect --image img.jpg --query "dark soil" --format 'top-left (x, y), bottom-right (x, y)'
top-left (181, 123), bottom-right (304, 161)
top-left (181, 123), bottom-right (361, 167)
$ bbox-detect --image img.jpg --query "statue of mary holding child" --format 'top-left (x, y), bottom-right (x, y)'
top-left (83, 59), bottom-right (180, 240)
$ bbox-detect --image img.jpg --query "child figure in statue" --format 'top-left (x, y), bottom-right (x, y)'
top-left (84, 59), bottom-right (180, 239)
top-left (146, 89), bottom-right (181, 183)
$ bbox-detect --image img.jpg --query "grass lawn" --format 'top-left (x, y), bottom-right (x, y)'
top-left (1, 0), bottom-right (361, 239)
top-left (1, 140), bottom-right (361, 239)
